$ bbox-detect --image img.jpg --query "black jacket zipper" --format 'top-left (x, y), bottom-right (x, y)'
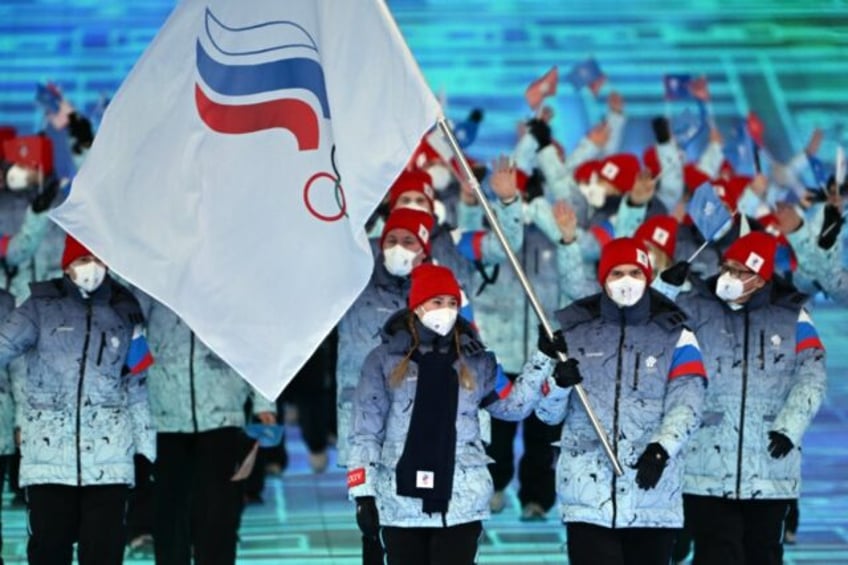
top-left (759, 330), bottom-right (765, 370)
top-left (611, 319), bottom-right (626, 527)
top-left (736, 309), bottom-right (750, 498)
top-left (189, 331), bottom-right (198, 433)
top-left (76, 302), bottom-right (93, 485)
top-left (632, 352), bottom-right (641, 390)
top-left (96, 332), bottom-right (106, 365)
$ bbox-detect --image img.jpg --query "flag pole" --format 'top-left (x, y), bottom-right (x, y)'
top-left (437, 116), bottom-right (625, 477)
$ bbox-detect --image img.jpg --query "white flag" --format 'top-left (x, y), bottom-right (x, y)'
top-left (51, 0), bottom-right (440, 399)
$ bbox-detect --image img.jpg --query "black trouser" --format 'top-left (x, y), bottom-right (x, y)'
top-left (281, 338), bottom-right (332, 454)
top-left (486, 407), bottom-right (560, 510)
top-left (685, 494), bottom-right (790, 565)
top-left (785, 499), bottom-right (799, 533)
top-left (8, 448), bottom-right (22, 497)
top-left (566, 522), bottom-right (677, 565)
top-left (0, 455), bottom-right (7, 564)
top-left (126, 454), bottom-right (154, 541)
top-left (382, 521), bottom-right (482, 565)
top-left (26, 483), bottom-right (129, 565)
top-left (154, 428), bottom-right (245, 565)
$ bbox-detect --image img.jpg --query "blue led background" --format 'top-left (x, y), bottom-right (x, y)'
top-left (1, 1), bottom-right (847, 563)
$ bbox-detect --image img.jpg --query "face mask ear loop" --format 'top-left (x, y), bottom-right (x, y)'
top-left (736, 275), bottom-right (759, 301)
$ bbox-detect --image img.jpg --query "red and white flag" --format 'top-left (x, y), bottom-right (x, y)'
top-left (525, 66), bottom-right (558, 110)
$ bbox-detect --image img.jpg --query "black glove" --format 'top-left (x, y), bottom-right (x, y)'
top-left (468, 108), bottom-right (484, 124)
top-left (634, 442), bottom-right (669, 490)
top-left (818, 203), bottom-right (843, 250)
top-left (68, 112), bottom-right (94, 154)
top-left (355, 496), bottom-right (380, 538)
top-left (651, 116), bottom-right (672, 144)
top-left (525, 169), bottom-right (545, 202)
top-left (527, 118), bottom-right (552, 151)
top-left (767, 431), bottom-right (794, 459)
top-left (31, 176), bottom-right (60, 214)
top-left (660, 261), bottom-right (691, 287)
top-left (553, 358), bottom-right (583, 389)
top-left (538, 325), bottom-right (567, 360)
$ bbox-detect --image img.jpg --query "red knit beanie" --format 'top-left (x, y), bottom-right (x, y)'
top-left (388, 170), bottom-right (435, 211)
top-left (408, 264), bottom-right (461, 310)
top-left (597, 237), bottom-right (653, 284)
top-left (573, 159), bottom-right (602, 185)
top-left (634, 215), bottom-right (679, 260)
top-left (597, 154), bottom-right (641, 193)
top-left (380, 208), bottom-right (434, 255)
top-left (61, 235), bottom-right (95, 270)
top-left (642, 146), bottom-right (661, 178)
top-left (723, 231), bottom-right (777, 281)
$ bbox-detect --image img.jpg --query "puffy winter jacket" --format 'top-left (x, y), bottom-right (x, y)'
top-left (337, 203), bottom-right (523, 464)
top-left (535, 290), bottom-right (706, 528)
top-left (140, 297), bottom-right (274, 433)
top-left (347, 310), bottom-right (552, 527)
top-left (677, 277), bottom-right (826, 499)
top-left (0, 276), bottom-right (156, 487)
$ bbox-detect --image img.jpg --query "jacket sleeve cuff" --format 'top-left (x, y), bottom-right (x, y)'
top-left (347, 465), bottom-right (377, 498)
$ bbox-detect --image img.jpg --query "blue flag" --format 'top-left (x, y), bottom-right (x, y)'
top-left (35, 83), bottom-right (62, 114)
top-left (453, 119), bottom-right (479, 149)
top-left (688, 182), bottom-right (733, 241)
top-left (245, 424), bottom-right (285, 448)
top-left (724, 119), bottom-right (753, 175)
top-left (807, 154), bottom-right (829, 188)
top-left (663, 74), bottom-right (692, 100)
top-left (566, 58), bottom-right (605, 95)
top-left (673, 101), bottom-right (708, 149)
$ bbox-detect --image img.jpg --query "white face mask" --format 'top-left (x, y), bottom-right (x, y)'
top-left (715, 272), bottom-right (755, 303)
top-left (71, 262), bottom-right (107, 293)
top-left (418, 307), bottom-right (458, 336)
top-left (5, 165), bottom-right (30, 191)
top-left (383, 245), bottom-right (420, 277)
top-left (606, 276), bottom-right (647, 307)
top-left (578, 175), bottom-right (607, 208)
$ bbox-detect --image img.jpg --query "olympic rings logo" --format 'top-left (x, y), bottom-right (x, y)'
top-left (302, 145), bottom-right (347, 223)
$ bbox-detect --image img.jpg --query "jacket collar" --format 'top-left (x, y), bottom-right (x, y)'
top-left (61, 274), bottom-right (113, 304)
top-left (372, 258), bottom-right (411, 292)
top-left (599, 288), bottom-right (652, 325)
top-left (381, 308), bottom-right (485, 357)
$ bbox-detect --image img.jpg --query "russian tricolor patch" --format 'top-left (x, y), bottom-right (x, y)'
top-left (668, 329), bottom-right (707, 380)
top-left (795, 310), bottom-right (824, 353)
top-left (125, 325), bottom-right (154, 375)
